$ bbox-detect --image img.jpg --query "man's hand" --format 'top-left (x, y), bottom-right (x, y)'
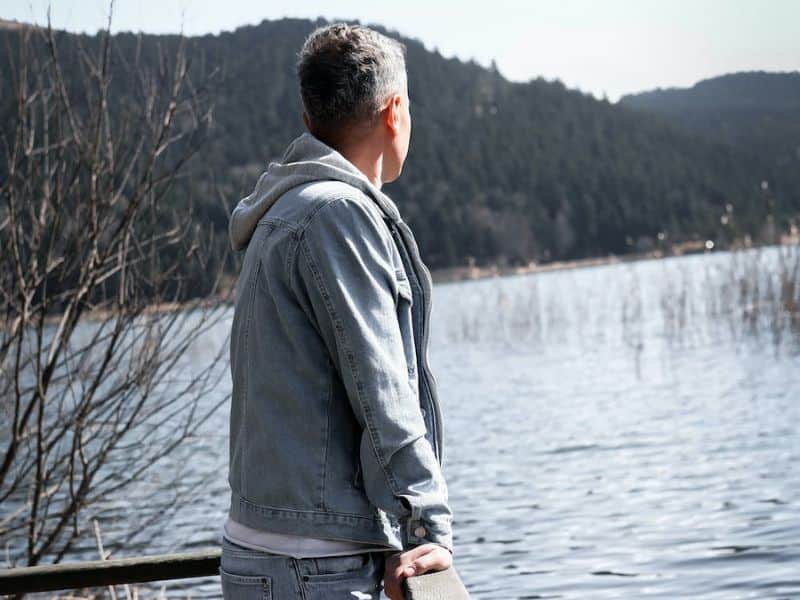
top-left (383, 544), bottom-right (453, 600)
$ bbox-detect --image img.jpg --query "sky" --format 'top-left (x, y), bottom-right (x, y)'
top-left (4, 0), bottom-right (799, 101)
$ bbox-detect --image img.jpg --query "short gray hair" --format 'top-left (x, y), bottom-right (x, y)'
top-left (297, 23), bottom-right (407, 142)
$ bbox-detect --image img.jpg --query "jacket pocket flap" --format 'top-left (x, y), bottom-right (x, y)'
top-left (395, 270), bottom-right (413, 302)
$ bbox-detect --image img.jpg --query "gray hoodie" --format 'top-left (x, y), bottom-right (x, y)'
top-left (229, 132), bottom-right (403, 251)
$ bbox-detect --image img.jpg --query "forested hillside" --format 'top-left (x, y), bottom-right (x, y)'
top-left (2, 19), bottom-right (797, 296)
top-left (620, 72), bottom-right (800, 224)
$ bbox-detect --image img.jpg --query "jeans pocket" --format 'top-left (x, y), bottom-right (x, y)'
top-left (220, 567), bottom-right (272, 600)
top-left (304, 553), bottom-right (369, 581)
top-left (300, 553), bottom-right (382, 599)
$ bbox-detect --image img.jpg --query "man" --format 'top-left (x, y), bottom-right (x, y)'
top-left (220, 23), bottom-right (453, 600)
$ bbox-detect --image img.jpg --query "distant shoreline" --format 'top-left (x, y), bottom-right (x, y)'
top-left (430, 236), bottom-right (800, 284)
top-left (35, 237), bottom-right (798, 324)
top-left (431, 251), bottom-right (666, 285)
top-left (432, 254), bottom-right (640, 284)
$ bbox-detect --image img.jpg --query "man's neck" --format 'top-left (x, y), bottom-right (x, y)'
top-left (338, 139), bottom-right (384, 189)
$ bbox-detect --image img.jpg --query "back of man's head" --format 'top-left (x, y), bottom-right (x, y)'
top-left (297, 23), bottom-right (407, 147)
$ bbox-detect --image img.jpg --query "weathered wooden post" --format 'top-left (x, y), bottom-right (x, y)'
top-left (404, 566), bottom-right (471, 599)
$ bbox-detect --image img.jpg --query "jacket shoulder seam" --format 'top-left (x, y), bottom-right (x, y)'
top-left (297, 189), bottom-right (387, 235)
top-left (257, 216), bottom-right (301, 233)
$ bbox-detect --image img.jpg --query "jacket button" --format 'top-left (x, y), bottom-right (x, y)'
top-left (414, 526), bottom-right (427, 538)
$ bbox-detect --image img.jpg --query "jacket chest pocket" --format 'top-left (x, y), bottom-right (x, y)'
top-left (395, 271), bottom-right (413, 306)
top-left (394, 269), bottom-right (418, 381)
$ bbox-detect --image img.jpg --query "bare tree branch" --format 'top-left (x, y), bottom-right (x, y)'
top-left (0, 6), bottom-right (230, 576)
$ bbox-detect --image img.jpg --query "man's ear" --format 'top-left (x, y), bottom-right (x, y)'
top-left (383, 93), bottom-right (401, 135)
top-left (302, 111), bottom-right (311, 131)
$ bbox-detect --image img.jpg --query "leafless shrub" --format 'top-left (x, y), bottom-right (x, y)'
top-left (0, 7), bottom-right (229, 575)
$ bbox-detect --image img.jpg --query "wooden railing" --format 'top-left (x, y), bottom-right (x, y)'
top-left (0, 551), bottom-right (221, 595)
top-left (0, 550), bottom-right (469, 598)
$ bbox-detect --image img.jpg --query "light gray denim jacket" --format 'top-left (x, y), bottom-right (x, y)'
top-left (226, 133), bottom-right (452, 552)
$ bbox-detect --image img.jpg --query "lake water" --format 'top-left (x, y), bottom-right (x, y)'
top-left (52, 248), bottom-right (800, 598)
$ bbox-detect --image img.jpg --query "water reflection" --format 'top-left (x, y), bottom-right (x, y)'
top-left (429, 246), bottom-right (800, 598)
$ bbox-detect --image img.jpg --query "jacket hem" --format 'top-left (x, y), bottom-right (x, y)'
top-left (229, 493), bottom-right (403, 550)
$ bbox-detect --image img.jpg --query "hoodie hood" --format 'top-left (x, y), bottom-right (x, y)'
top-left (229, 132), bottom-right (402, 250)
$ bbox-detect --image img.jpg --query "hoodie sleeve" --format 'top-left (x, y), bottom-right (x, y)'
top-left (295, 196), bottom-right (453, 552)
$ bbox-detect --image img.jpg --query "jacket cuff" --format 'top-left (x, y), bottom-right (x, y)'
top-left (401, 506), bottom-right (453, 553)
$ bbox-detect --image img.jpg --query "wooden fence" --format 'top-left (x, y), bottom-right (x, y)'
top-left (0, 550), bottom-right (469, 598)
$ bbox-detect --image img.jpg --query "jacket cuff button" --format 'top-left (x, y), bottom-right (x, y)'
top-left (413, 526), bottom-right (427, 538)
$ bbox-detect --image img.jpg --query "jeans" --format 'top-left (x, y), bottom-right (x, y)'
top-left (220, 538), bottom-right (387, 599)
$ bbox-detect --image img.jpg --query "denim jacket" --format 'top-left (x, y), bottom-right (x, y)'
top-left (227, 133), bottom-right (452, 551)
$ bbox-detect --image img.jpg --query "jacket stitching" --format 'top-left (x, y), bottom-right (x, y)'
top-left (319, 369), bottom-right (332, 511)
top-left (257, 216), bottom-right (300, 232)
top-left (240, 232), bottom-right (268, 496)
top-left (297, 191), bottom-right (388, 241)
top-left (298, 196), bottom-right (340, 231)
top-left (285, 231), bottom-right (299, 287)
top-left (297, 234), bottom-right (402, 495)
top-left (236, 495), bottom-right (383, 522)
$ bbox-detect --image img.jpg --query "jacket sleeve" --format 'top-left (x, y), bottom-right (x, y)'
top-left (295, 196), bottom-right (453, 552)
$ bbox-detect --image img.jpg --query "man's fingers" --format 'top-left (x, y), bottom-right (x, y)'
top-left (410, 546), bottom-right (453, 576)
top-left (412, 552), bottom-right (447, 575)
top-left (404, 544), bottom-right (434, 561)
top-left (390, 545), bottom-right (431, 579)
top-left (388, 544), bottom-right (452, 580)
top-left (411, 554), bottom-right (435, 575)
